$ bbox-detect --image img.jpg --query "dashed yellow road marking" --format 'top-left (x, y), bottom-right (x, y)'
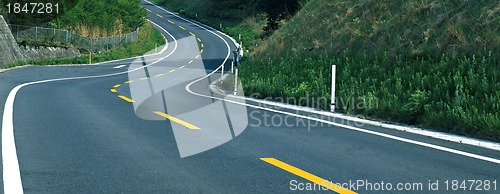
top-left (118, 95), bottom-right (135, 103)
top-left (201, 44), bottom-right (204, 48)
top-left (155, 74), bottom-right (165, 77)
top-left (113, 84), bottom-right (121, 88)
top-left (153, 111), bottom-right (200, 130)
top-left (188, 60), bottom-right (194, 64)
top-left (197, 38), bottom-right (202, 42)
top-left (156, 14), bottom-right (163, 18)
top-left (110, 89), bottom-right (117, 93)
top-left (261, 158), bottom-right (357, 194)
top-left (146, 8), bottom-right (152, 12)
top-left (124, 81), bottom-right (133, 84)
top-left (140, 77), bottom-right (149, 81)
top-left (169, 69), bottom-right (176, 73)
top-left (179, 65), bottom-right (185, 68)
top-left (168, 20), bottom-right (174, 24)
top-left (189, 32), bottom-right (195, 36)
top-left (200, 49), bottom-right (204, 54)
top-left (195, 55), bottom-right (200, 59)
top-left (179, 26), bottom-right (186, 30)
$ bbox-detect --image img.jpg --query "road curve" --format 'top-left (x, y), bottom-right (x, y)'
top-left (0, 1), bottom-right (499, 193)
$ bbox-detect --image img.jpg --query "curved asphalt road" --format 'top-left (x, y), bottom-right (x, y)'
top-left (0, 1), bottom-right (499, 193)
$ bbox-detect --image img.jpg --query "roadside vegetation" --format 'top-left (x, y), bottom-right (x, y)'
top-left (2, 0), bottom-right (165, 67)
top-left (5, 22), bottom-right (165, 68)
top-left (155, 0), bottom-right (500, 141)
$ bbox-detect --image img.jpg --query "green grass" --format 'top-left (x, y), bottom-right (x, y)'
top-left (5, 22), bottom-right (165, 68)
top-left (240, 0), bottom-right (500, 141)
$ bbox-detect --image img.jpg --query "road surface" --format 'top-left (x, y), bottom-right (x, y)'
top-left (0, 1), bottom-right (499, 193)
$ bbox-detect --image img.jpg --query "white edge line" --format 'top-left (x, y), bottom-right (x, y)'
top-left (230, 96), bottom-right (500, 152)
top-left (146, 0), bottom-right (500, 165)
top-left (1, 19), bottom-right (177, 194)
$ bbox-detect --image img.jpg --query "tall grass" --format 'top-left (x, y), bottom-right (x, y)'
top-left (241, 51), bottom-right (500, 141)
top-left (240, 0), bottom-right (500, 141)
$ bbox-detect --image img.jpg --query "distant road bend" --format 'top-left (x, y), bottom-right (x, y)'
top-left (1, 0), bottom-right (499, 193)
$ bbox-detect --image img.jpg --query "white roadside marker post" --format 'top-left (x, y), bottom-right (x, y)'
top-left (221, 62), bottom-right (225, 84)
top-left (231, 61), bottom-right (234, 74)
top-left (331, 65), bottom-right (336, 112)
top-left (234, 68), bottom-right (239, 95)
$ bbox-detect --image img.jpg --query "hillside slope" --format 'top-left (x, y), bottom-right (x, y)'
top-left (241, 0), bottom-right (500, 140)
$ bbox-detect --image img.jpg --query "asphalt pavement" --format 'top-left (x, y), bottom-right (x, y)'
top-left (0, 1), bottom-right (499, 193)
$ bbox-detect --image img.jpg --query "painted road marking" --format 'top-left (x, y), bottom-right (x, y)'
top-left (113, 84), bottom-right (121, 88)
top-left (200, 49), bottom-right (204, 54)
top-left (118, 95), bottom-right (135, 103)
top-left (179, 26), bottom-right (186, 30)
top-left (188, 60), bottom-right (194, 64)
top-left (153, 111), bottom-right (200, 130)
top-left (168, 20), bottom-right (174, 24)
top-left (169, 69), bottom-right (176, 73)
top-left (156, 14), bottom-right (163, 18)
top-left (195, 55), bottom-right (200, 59)
top-left (155, 74), bottom-right (165, 77)
top-left (140, 77), bottom-right (149, 80)
top-left (113, 65), bottom-right (126, 69)
top-left (201, 43), bottom-right (204, 48)
top-left (110, 89), bottom-right (117, 93)
top-left (124, 80), bottom-right (134, 84)
top-left (180, 65), bottom-right (185, 68)
top-left (2, 17), bottom-right (178, 194)
top-left (146, 8), bottom-right (152, 12)
top-left (189, 32), bottom-right (195, 36)
top-left (197, 38), bottom-right (202, 42)
top-left (261, 158), bottom-right (357, 194)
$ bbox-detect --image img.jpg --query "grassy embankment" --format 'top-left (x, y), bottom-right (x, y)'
top-left (4, 0), bottom-right (165, 67)
top-left (242, 0), bottom-right (499, 141)
top-left (154, 0), bottom-right (499, 141)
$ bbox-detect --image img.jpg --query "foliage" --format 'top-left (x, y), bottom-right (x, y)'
top-left (55, 0), bottom-right (145, 37)
top-left (241, 0), bottom-right (500, 141)
top-left (240, 52), bottom-right (499, 140)
top-left (1, 0), bottom-right (79, 26)
top-left (5, 22), bottom-right (165, 68)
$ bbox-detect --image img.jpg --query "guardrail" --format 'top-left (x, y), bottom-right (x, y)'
top-left (8, 24), bottom-right (139, 52)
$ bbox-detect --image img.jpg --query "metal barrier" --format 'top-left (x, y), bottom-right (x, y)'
top-left (8, 24), bottom-right (139, 52)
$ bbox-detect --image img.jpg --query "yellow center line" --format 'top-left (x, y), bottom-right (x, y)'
top-left (179, 26), bottom-right (186, 30)
top-left (179, 65), bottom-right (185, 68)
top-left (200, 49), bottom-right (204, 54)
top-left (188, 60), bottom-right (194, 64)
top-left (146, 8), bottom-right (152, 12)
top-left (124, 80), bottom-right (134, 84)
top-left (201, 43), bottom-right (204, 48)
top-left (155, 74), bottom-right (165, 77)
top-left (118, 95), bottom-right (135, 103)
top-left (169, 69), bottom-right (176, 73)
top-left (260, 158), bottom-right (357, 194)
top-left (153, 111), bottom-right (200, 130)
top-left (110, 89), bottom-right (117, 93)
top-left (195, 55), bottom-right (200, 59)
top-left (197, 38), bottom-right (202, 42)
top-left (189, 32), bottom-right (195, 36)
top-left (156, 14), bottom-right (163, 18)
top-left (113, 84), bottom-right (121, 88)
top-left (168, 20), bottom-right (174, 24)
top-left (140, 77), bottom-right (149, 80)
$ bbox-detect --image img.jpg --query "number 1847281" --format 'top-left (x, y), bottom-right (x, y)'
top-left (6, 3), bottom-right (59, 14)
